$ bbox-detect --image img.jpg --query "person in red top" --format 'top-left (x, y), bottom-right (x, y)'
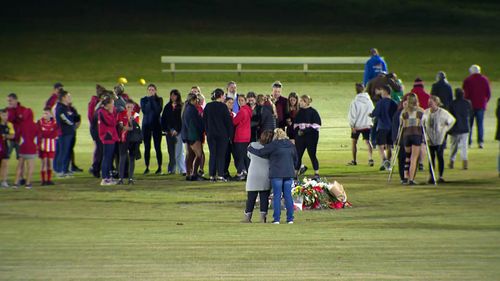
top-left (37, 108), bottom-right (58, 186)
top-left (45, 82), bottom-right (64, 111)
top-left (116, 100), bottom-right (141, 184)
top-left (7, 93), bottom-right (28, 184)
top-left (408, 78), bottom-right (430, 109)
top-left (463, 64), bottom-right (491, 148)
top-left (98, 97), bottom-right (119, 186)
top-left (232, 95), bottom-right (252, 180)
top-left (15, 108), bottom-right (37, 189)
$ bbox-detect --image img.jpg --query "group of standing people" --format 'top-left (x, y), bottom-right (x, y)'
top-left (350, 49), bottom-right (492, 185)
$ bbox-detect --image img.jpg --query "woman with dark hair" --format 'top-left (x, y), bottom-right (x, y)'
top-left (203, 88), bottom-right (234, 182)
top-left (161, 89), bottom-right (186, 175)
top-left (232, 94), bottom-right (252, 180)
top-left (246, 92), bottom-right (261, 142)
top-left (182, 93), bottom-right (205, 181)
top-left (140, 84), bottom-right (163, 175)
top-left (286, 92), bottom-right (299, 142)
top-left (294, 95), bottom-right (322, 180)
top-left (242, 130), bottom-right (274, 223)
top-left (223, 96), bottom-right (236, 178)
top-left (260, 99), bottom-right (277, 135)
top-left (248, 128), bottom-right (298, 224)
top-left (97, 97), bottom-right (119, 185)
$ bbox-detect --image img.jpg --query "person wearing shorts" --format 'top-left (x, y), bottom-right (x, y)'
top-left (15, 108), bottom-right (37, 189)
top-left (0, 109), bottom-right (15, 187)
top-left (348, 83), bottom-right (374, 166)
top-left (400, 93), bottom-right (425, 185)
top-left (371, 85), bottom-right (398, 170)
top-left (37, 108), bottom-right (58, 185)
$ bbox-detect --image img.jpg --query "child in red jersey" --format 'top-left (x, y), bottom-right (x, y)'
top-left (37, 108), bottom-right (58, 185)
top-left (15, 108), bottom-right (37, 189)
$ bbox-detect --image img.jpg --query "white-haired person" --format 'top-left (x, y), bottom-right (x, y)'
top-left (463, 64), bottom-right (491, 148)
top-left (423, 96), bottom-right (456, 184)
top-left (248, 128), bottom-right (298, 224)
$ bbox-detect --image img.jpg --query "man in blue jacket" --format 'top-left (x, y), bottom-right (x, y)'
top-left (363, 48), bottom-right (388, 86)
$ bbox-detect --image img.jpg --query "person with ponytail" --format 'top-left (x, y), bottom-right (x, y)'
top-left (294, 95), bottom-right (322, 180)
top-left (97, 96), bottom-right (119, 186)
top-left (400, 93), bottom-right (425, 185)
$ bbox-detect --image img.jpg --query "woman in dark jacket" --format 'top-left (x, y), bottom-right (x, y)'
top-left (294, 95), bottom-right (322, 180)
top-left (259, 99), bottom-right (277, 135)
top-left (140, 84), bottom-right (163, 175)
top-left (161, 89), bottom-right (185, 175)
top-left (248, 128), bottom-right (298, 224)
top-left (286, 92), bottom-right (299, 142)
top-left (182, 93), bottom-right (205, 181)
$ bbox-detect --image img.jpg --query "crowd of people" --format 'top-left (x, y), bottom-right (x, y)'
top-left (0, 48), bottom-right (496, 224)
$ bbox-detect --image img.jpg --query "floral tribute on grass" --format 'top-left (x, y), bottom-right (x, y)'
top-left (292, 177), bottom-right (352, 211)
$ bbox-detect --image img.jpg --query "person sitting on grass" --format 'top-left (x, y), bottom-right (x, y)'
top-left (423, 96), bottom-right (456, 184)
top-left (0, 109), bottom-right (15, 188)
top-left (37, 107), bottom-right (58, 186)
top-left (15, 108), bottom-right (37, 189)
top-left (248, 128), bottom-right (298, 224)
top-left (242, 130), bottom-right (274, 223)
top-left (371, 85), bottom-right (398, 170)
top-left (348, 83), bottom-right (374, 166)
top-left (400, 94), bottom-right (425, 185)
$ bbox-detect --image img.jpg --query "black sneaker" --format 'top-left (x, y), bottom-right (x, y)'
top-left (312, 174), bottom-right (320, 181)
top-left (401, 179), bottom-right (408, 185)
top-left (437, 178), bottom-right (446, 183)
top-left (143, 168), bottom-right (150, 175)
top-left (71, 166), bottom-right (83, 172)
top-left (368, 159), bottom-right (374, 167)
top-left (408, 180), bottom-right (417, 185)
top-left (216, 177), bottom-right (228, 182)
top-left (347, 160), bottom-right (357, 166)
top-left (418, 163), bottom-right (424, 171)
top-left (117, 179), bottom-right (124, 185)
top-left (155, 168), bottom-right (162, 175)
top-left (298, 165), bottom-right (308, 176)
top-left (19, 179), bottom-right (26, 185)
top-left (128, 178), bottom-right (135, 185)
top-left (46, 181), bottom-right (55, 186)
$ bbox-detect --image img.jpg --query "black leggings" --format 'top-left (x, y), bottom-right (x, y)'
top-left (119, 141), bottom-right (139, 179)
top-left (142, 125), bottom-right (162, 169)
top-left (233, 142), bottom-right (250, 174)
top-left (245, 190), bottom-right (270, 213)
top-left (429, 145), bottom-right (444, 178)
top-left (207, 136), bottom-right (229, 177)
top-left (295, 131), bottom-right (319, 171)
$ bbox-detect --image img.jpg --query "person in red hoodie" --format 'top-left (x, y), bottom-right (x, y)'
top-left (98, 96), bottom-right (119, 186)
top-left (88, 85), bottom-right (107, 178)
top-left (37, 108), bottom-right (58, 186)
top-left (7, 93), bottom-right (28, 184)
top-left (232, 94), bottom-right (252, 180)
top-left (15, 108), bottom-right (37, 189)
top-left (463, 64), bottom-right (491, 148)
top-left (408, 78), bottom-right (430, 110)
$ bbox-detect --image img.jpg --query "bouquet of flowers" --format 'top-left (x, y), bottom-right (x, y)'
top-left (292, 177), bottom-right (352, 210)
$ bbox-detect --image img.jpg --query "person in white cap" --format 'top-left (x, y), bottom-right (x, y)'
top-left (462, 64), bottom-right (491, 148)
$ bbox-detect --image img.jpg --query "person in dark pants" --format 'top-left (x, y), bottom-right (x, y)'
top-left (68, 104), bottom-right (82, 172)
top-left (98, 97), bottom-right (119, 186)
top-left (272, 81), bottom-right (289, 130)
top-left (286, 92), bottom-right (299, 142)
top-left (117, 100), bottom-right (141, 185)
top-left (54, 90), bottom-right (76, 177)
top-left (203, 88), bottom-right (234, 182)
top-left (248, 128), bottom-right (298, 224)
top-left (431, 71), bottom-right (453, 110)
top-left (140, 84), bottom-right (163, 174)
top-left (161, 89), bottom-right (185, 175)
top-left (88, 85), bottom-right (107, 178)
top-left (242, 130), bottom-right (274, 223)
top-left (246, 92), bottom-right (261, 142)
top-left (232, 95), bottom-right (252, 180)
top-left (294, 95), bottom-right (322, 180)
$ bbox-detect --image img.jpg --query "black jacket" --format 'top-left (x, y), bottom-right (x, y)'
top-left (294, 107), bottom-right (322, 135)
top-left (161, 101), bottom-right (182, 133)
top-left (448, 93), bottom-right (473, 135)
top-left (495, 98), bottom-right (500, 141)
top-left (248, 139), bottom-right (298, 178)
top-left (259, 105), bottom-right (276, 134)
top-left (203, 101), bottom-right (233, 140)
top-left (431, 79), bottom-right (453, 110)
top-left (140, 95), bottom-right (163, 127)
top-left (182, 103), bottom-right (204, 142)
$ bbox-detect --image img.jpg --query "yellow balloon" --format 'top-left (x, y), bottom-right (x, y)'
top-left (118, 77), bottom-right (128, 84)
top-left (139, 78), bottom-right (146, 85)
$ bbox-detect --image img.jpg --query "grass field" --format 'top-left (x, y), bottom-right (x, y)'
top-left (0, 80), bottom-right (499, 280)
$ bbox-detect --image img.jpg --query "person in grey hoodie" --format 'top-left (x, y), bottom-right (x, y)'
top-left (241, 130), bottom-right (274, 223)
top-left (347, 83), bottom-right (374, 166)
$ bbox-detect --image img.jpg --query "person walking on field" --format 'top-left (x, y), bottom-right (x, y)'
top-left (371, 85), bottom-right (398, 171)
top-left (248, 128), bottom-right (298, 224)
top-left (423, 96), bottom-right (456, 184)
top-left (463, 64), bottom-right (491, 148)
top-left (448, 88), bottom-right (473, 170)
top-left (431, 71), bottom-right (453, 110)
top-left (161, 89), bottom-right (186, 175)
top-left (242, 130), bottom-right (274, 223)
top-left (400, 94), bottom-right (425, 185)
top-left (140, 84), bottom-right (163, 174)
top-left (363, 48), bottom-right (388, 86)
top-left (37, 108), bottom-right (58, 186)
top-left (348, 83), bottom-right (374, 166)
top-left (203, 88), bottom-right (234, 182)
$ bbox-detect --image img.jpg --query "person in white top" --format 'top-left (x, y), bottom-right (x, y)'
top-left (347, 83), bottom-right (375, 166)
top-left (423, 96), bottom-right (456, 184)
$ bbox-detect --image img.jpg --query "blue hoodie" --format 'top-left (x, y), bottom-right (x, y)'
top-left (363, 55), bottom-right (388, 86)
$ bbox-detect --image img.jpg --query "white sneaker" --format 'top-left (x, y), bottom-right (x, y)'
top-left (272, 221), bottom-right (280, 224)
top-left (100, 179), bottom-right (113, 186)
top-left (1, 181), bottom-right (9, 188)
top-left (287, 221), bottom-right (294, 224)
